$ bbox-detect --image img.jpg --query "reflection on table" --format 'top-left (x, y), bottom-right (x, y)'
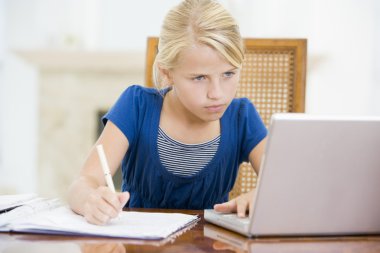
top-left (204, 223), bottom-right (380, 253)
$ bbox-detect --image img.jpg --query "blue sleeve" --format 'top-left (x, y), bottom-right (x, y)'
top-left (239, 98), bottom-right (268, 163)
top-left (102, 85), bottom-right (141, 146)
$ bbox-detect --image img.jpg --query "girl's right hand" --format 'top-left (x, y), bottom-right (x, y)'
top-left (83, 187), bottom-right (130, 225)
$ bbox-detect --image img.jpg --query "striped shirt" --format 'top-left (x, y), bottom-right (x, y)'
top-left (157, 127), bottom-right (220, 177)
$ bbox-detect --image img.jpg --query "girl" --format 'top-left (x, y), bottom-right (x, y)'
top-left (68, 0), bottom-right (267, 225)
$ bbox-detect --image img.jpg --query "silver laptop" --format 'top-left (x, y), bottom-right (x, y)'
top-left (205, 113), bottom-right (380, 237)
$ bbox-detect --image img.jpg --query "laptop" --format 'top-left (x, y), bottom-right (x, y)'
top-left (205, 113), bottom-right (380, 237)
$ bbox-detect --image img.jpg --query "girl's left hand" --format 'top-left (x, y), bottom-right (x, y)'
top-left (213, 189), bottom-right (255, 217)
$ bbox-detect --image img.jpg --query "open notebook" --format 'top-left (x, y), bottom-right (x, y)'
top-left (0, 196), bottom-right (199, 240)
top-left (0, 194), bottom-right (39, 214)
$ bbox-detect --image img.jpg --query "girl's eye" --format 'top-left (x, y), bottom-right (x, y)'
top-left (193, 75), bottom-right (205, 81)
top-left (224, 71), bottom-right (235, 78)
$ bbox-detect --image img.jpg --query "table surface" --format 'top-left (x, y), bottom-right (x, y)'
top-left (1, 208), bottom-right (380, 253)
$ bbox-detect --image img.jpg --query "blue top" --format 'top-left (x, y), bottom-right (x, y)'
top-left (103, 85), bottom-right (267, 209)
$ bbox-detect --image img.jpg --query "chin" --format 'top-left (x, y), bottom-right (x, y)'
top-left (203, 112), bottom-right (224, 122)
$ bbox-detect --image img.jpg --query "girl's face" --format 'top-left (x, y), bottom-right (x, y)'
top-left (166, 43), bottom-right (240, 123)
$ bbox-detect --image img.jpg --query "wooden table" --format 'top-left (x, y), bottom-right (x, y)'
top-left (1, 208), bottom-right (380, 253)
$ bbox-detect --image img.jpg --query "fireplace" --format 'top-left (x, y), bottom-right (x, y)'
top-left (15, 49), bottom-right (144, 197)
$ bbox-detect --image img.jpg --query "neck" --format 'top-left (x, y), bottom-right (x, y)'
top-left (165, 89), bottom-right (208, 128)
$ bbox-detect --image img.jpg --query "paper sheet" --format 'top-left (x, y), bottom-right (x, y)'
top-left (0, 194), bottom-right (38, 212)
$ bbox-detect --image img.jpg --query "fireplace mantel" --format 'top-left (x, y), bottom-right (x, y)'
top-left (13, 49), bottom-right (145, 73)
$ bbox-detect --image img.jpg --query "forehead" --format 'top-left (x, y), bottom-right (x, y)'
top-left (174, 43), bottom-right (234, 73)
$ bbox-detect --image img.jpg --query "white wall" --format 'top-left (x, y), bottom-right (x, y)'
top-left (2, 56), bottom-right (38, 193)
top-left (374, 0), bottom-right (380, 115)
top-left (1, 0), bottom-right (39, 193)
top-left (228, 0), bottom-right (378, 115)
top-left (305, 0), bottom-right (376, 115)
top-left (100, 0), bottom-right (182, 50)
top-left (0, 0), bottom-right (4, 178)
top-left (5, 0), bottom-right (183, 51)
top-left (1, 0), bottom-right (379, 194)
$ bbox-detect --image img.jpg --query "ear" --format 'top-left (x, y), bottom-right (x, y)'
top-left (157, 64), bottom-right (173, 86)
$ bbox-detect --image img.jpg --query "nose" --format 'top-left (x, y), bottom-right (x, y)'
top-left (207, 78), bottom-right (223, 100)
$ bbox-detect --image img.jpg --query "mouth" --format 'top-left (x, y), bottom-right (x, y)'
top-left (205, 104), bottom-right (225, 113)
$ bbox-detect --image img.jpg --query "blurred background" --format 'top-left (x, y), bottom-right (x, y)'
top-left (0, 0), bottom-right (379, 198)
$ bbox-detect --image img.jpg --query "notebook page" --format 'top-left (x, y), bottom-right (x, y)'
top-left (9, 206), bottom-right (199, 239)
top-left (0, 194), bottom-right (38, 212)
top-left (0, 198), bottom-right (61, 228)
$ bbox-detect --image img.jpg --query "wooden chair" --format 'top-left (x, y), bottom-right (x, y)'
top-left (144, 37), bottom-right (307, 199)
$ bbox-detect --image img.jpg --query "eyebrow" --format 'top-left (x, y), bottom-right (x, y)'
top-left (187, 67), bottom-right (238, 77)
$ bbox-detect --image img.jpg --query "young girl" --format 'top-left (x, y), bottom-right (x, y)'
top-left (68, 0), bottom-right (267, 225)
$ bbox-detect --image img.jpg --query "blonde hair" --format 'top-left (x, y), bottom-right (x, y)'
top-left (153, 0), bottom-right (245, 89)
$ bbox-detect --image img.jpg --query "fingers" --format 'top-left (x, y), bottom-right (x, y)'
top-left (109, 243), bottom-right (126, 253)
top-left (236, 198), bottom-right (249, 218)
top-left (212, 241), bottom-right (234, 251)
top-left (214, 198), bottom-right (249, 217)
top-left (80, 243), bottom-right (126, 253)
top-left (213, 199), bottom-right (237, 213)
top-left (83, 187), bottom-right (129, 225)
top-left (117, 191), bottom-right (130, 210)
top-left (214, 190), bottom-right (255, 218)
top-left (96, 243), bottom-right (125, 253)
top-left (84, 204), bottom-right (113, 225)
top-left (95, 187), bottom-right (120, 218)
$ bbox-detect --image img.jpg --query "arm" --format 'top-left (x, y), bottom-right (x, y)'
top-left (68, 121), bottom-right (130, 225)
top-left (213, 137), bottom-right (267, 217)
top-left (247, 136), bottom-right (267, 175)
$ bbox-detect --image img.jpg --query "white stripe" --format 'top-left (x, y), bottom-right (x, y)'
top-left (158, 128), bottom-right (220, 177)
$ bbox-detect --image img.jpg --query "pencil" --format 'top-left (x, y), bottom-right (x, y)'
top-left (96, 144), bottom-right (116, 193)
